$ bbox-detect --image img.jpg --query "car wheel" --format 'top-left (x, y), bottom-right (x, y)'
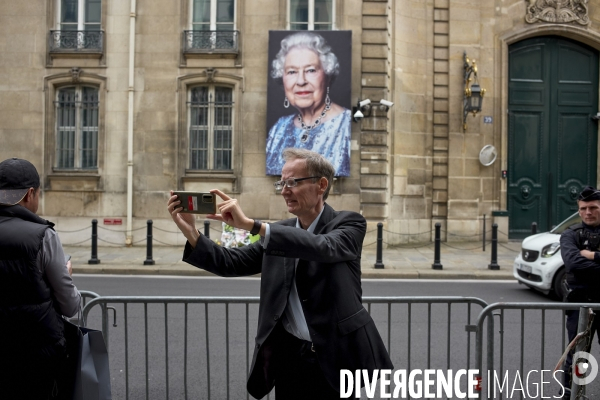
top-left (552, 267), bottom-right (567, 300)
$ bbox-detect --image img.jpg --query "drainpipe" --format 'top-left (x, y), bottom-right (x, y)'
top-left (125, 0), bottom-right (137, 246)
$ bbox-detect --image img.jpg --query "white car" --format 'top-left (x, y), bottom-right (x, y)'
top-left (513, 212), bottom-right (581, 299)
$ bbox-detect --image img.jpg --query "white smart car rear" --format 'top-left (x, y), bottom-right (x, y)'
top-left (513, 212), bottom-right (581, 299)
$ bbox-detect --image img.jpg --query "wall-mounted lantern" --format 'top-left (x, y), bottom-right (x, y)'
top-left (463, 52), bottom-right (486, 131)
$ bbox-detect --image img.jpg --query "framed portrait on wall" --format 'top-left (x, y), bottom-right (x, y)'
top-left (266, 30), bottom-right (352, 177)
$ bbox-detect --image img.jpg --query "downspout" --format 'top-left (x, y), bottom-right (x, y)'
top-left (125, 0), bottom-right (137, 246)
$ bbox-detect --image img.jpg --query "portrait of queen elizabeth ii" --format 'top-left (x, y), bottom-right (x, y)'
top-left (266, 31), bottom-right (352, 177)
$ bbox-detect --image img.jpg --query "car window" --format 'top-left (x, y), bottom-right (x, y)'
top-left (550, 212), bottom-right (581, 234)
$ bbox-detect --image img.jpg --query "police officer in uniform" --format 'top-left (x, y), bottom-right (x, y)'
top-left (560, 186), bottom-right (600, 394)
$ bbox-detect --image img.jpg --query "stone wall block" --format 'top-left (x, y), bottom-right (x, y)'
top-left (361, 175), bottom-right (388, 189)
top-left (434, 60), bottom-right (449, 73)
top-left (433, 125), bottom-right (448, 137)
top-left (361, 147), bottom-right (389, 159)
top-left (360, 190), bottom-right (388, 203)
top-left (434, 85), bottom-right (449, 98)
top-left (361, 160), bottom-right (388, 175)
top-left (434, 48), bottom-right (449, 60)
top-left (434, 73), bottom-right (449, 85)
top-left (433, 189), bottom-right (448, 202)
top-left (434, 22), bottom-right (449, 34)
top-left (433, 177), bottom-right (448, 190)
top-left (433, 112), bottom-right (449, 124)
top-left (362, 204), bottom-right (388, 219)
top-left (362, 59), bottom-right (388, 73)
top-left (362, 16), bottom-right (387, 29)
top-left (362, 73), bottom-right (388, 87)
top-left (362, 2), bottom-right (388, 16)
top-left (432, 203), bottom-right (448, 217)
top-left (434, 9), bottom-right (449, 21)
top-left (433, 138), bottom-right (449, 151)
top-left (433, 99), bottom-right (448, 112)
top-left (433, 164), bottom-right (448, 177)
top-left (434, 0), bottom-right (449, 8)
top-left (362, 87), bottom-right (389, 100)
top-left (362, 30), bottom-right (388, 44)
top-left (362, 44), bottom-right (388, 59)
top-left (361, 132), bottom-right (388, 146)
top-left (361, 117), bottom-right (389, 131)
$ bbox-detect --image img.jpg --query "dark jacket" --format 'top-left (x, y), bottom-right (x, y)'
top-left (182, 203), bottom-right (393, 398)
top-left (0, 205), bottom-right (66, 360)
top-left (560, 222), bottom-right (600, 300)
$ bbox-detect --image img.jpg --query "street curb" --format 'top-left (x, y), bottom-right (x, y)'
top-left (73, 265), bottom-right (514, 280)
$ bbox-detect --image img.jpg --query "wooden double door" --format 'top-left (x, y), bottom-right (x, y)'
top-left (508, 36), bottom-right (599, 238)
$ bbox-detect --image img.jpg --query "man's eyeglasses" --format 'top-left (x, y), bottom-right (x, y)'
top-left (273, 176), bottom-right (320, 191)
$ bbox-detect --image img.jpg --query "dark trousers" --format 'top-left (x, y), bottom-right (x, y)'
top-left (274, 328), bottom-right (340, 400)
top-left (562, 308), bottom-right (600, 389)
top-left (1, 351), bottom-right (67, 400)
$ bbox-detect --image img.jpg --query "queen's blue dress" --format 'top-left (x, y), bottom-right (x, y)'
top-left (265, 109), bottom-right (351, 177)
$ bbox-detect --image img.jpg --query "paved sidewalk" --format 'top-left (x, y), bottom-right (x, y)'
top-left (66, 240), bottom-right (521, 280)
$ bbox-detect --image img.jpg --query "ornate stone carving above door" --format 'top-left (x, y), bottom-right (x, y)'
top-left (525, 0), bottom-right (589, 25)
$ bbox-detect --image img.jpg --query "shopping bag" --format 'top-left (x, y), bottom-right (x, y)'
top-left (63, 319), bottom-right (112, 400)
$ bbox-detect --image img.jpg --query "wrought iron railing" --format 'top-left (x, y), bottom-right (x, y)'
top-left (183, 30), bottom-right (239, 53)
top-left (49, 30), bottom-right (104, 52)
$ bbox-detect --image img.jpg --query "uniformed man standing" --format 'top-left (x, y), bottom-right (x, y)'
top-left (560, 186), bottom-right (600, 395)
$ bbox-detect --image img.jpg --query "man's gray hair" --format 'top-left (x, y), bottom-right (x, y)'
top-left (282, 148), bottom-right (335, 200)
top-left (271, 32), bottom-right (340, 81)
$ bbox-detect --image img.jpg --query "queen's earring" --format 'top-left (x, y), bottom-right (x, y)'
top-left (284, 97), bottom-right (290, 108)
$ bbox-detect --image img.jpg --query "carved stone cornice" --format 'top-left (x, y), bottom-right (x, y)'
top-left (525, 0), bottom-right (589, 25)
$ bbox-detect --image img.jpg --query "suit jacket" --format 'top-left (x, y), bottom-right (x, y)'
top-left (182, 203), bottom-right (393, 398)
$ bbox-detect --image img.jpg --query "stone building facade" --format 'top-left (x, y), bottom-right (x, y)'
top-left (1, 0), bottom-right (598, 246)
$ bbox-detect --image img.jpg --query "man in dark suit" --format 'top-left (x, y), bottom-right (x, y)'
top-left (167, 148), bottom-right (393, 399)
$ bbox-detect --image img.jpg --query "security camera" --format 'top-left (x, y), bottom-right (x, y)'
top-left (353, 109), bottom-right (364, 122)
top-left (358, 99), bottom-right (371, 108)
top-left (379, 99), bottom-right (394, 108)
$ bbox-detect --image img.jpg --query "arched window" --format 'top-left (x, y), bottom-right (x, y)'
top-left (188, 86), bottom-right (233, 170)
top-left (55, 86), bottom-right (99, 169)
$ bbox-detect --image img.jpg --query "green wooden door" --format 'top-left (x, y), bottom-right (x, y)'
top-left (508, 36), bottom-right (598, 238)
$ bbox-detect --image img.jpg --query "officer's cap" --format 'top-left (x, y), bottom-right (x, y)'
top-left (578, 186), bottom-right (600, 202)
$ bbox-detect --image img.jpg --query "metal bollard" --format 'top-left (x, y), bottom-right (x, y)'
top-left (483, 214), bottom-right (486, 252)
top-left (488, 223), bottom-right (499, 270)
top-left (88, 219), bottom-right (100, 264)
top-left (144, 220), bottom-right (155, 265)
top-left (432, 222), bottom-right (443, 270)
top-left (204, 220), bottom-right (210, 239)
top-left (531, 222), bottom-right (537, 235)
top-left (374, 222), bottom-right (384, 269)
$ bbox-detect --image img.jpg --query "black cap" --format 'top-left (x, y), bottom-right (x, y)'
top-left (0, 158), bottom-right (40, 206)
top-left (578, 186), bottom-right (600, 202)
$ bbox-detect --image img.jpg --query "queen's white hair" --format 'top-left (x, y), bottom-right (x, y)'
top-left (271, 32), bottom-right (340, 80)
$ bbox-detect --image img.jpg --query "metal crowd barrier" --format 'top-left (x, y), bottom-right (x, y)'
top-left (473, 302), bottom-right (600, 400)
top-left (81, 296), bottom-right (490, 400)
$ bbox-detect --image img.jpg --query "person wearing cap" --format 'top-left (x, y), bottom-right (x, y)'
top-left (0, 157), bottom-right (81, 399)
top-left (560, 185), bottom-right (600, 394)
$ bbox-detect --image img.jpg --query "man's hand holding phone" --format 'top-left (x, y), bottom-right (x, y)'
top-left (168, 191), bottom-right (200, 247)
top-left (65, 254), bottom-right (72, 276)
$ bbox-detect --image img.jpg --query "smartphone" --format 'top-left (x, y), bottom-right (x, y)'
top-left (65, 254), bottom-right (71, 263)
top-left (173, 191), bottom-right (217, 214)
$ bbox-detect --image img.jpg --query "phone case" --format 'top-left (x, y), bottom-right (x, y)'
top-left (174, 192), bottom-right (217, 214)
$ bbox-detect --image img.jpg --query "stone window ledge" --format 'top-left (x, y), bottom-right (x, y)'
top-left (182, 171), bottom-right (238, 193)
top-left (47, 173), bottom-right (101, 191)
